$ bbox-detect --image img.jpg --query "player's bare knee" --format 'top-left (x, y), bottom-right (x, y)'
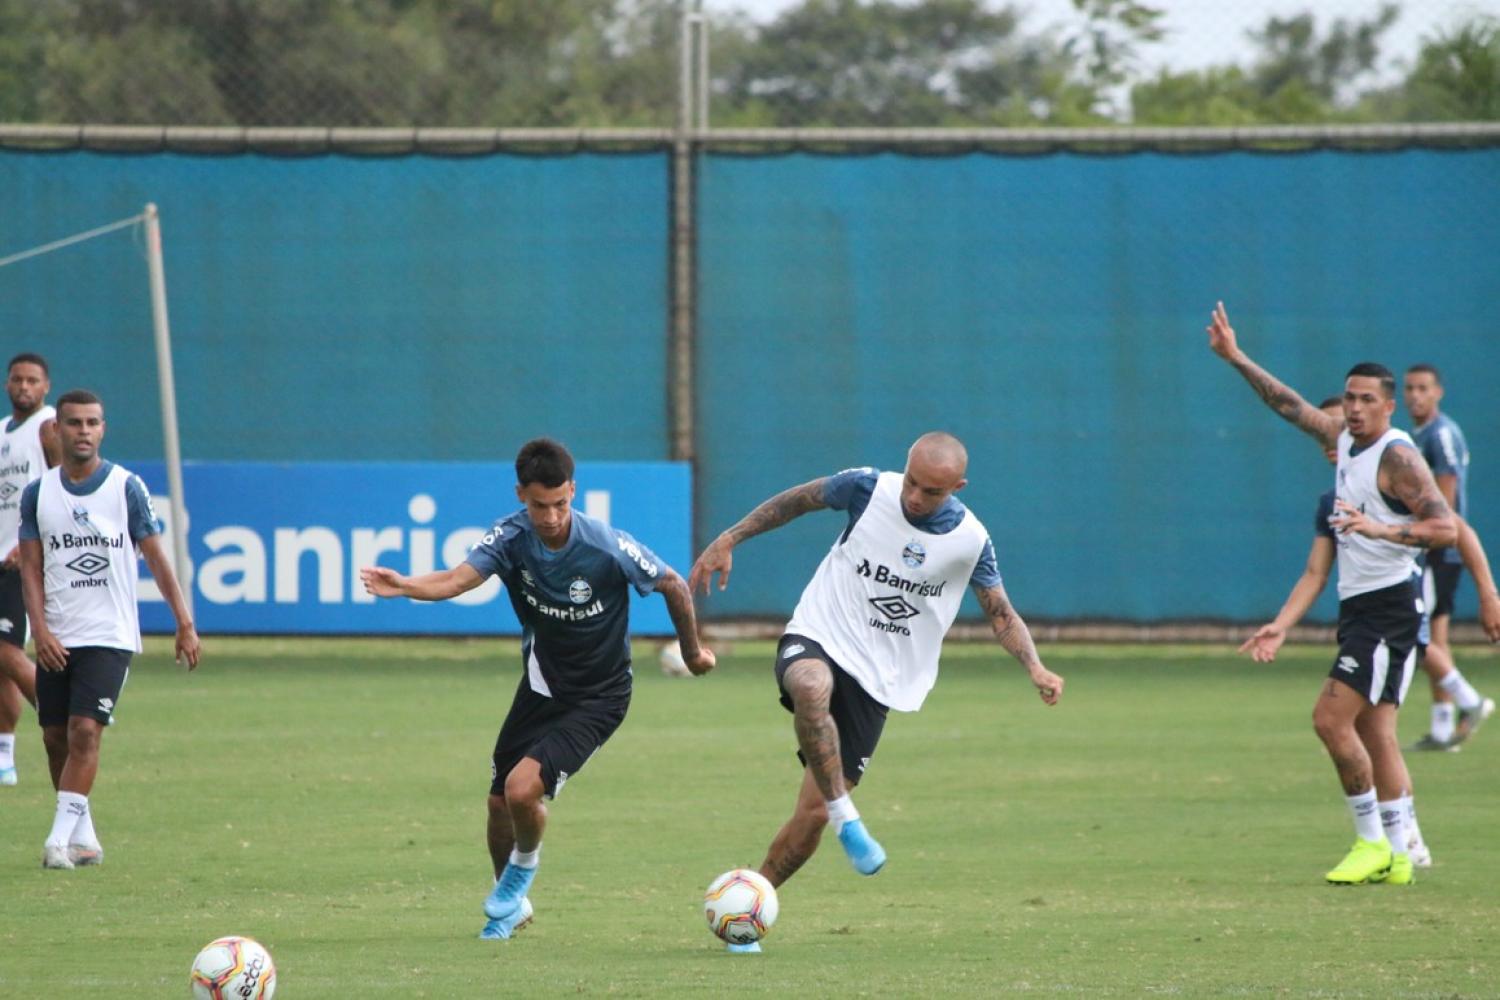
top-left (503, 768), bottom-right (544, 807)
top-left (66, 718), bottom-right (101, 757)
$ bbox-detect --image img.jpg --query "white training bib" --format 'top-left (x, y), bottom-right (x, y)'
top-left (1334, 426), bottom-right (1420, 600)
top-left (0, 405), bottom-right (55, 554)
top-left (787, 471), bottom-right (988, 712)
top-left (36, 465), bottom-right (143, 651)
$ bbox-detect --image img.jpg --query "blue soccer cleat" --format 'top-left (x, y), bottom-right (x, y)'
top-left (484, 862), bottom-right (538, 920)
top-left (479, 897), bottom-right (533, 940)
top-left (837, 818), bottom-right (886, 876)
top-left (726, 941), bottom-right (762, 954)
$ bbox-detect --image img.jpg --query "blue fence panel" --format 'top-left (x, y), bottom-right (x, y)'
top-left (132, 461), bottom-right (690, 635)
top-left (0, 150), bottom-right (670, 463)
top-left (697, 150), bottom-right (1500, 622)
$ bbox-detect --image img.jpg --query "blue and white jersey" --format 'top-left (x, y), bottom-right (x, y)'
top-left (466, 508), bottom-right (664, 700)
top-left (1412, 413), bottom-right (1469, 565)
top-left (823, 467), bottom-right (1001, 589)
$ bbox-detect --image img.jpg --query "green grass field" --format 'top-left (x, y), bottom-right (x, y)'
top-left (2, 638), bottom-right (1497, 998)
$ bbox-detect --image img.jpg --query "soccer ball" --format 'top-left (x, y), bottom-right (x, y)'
top-left (190, 936), bottom-right (277, 999)
top-left (704, 868), bottom-right (779, 944)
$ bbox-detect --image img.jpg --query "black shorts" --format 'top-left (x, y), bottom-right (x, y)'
top-left (1331, 580), bottom-right (1423, 707)
top-left (1423, 559), bottom-right (1463, 619)
top-left (36, 646), bottom-right (133, 727)
top-left (0, 568), bottom-right (26, 649)
top-left (490, 675), bottom-right (629, 800)
top-left (776, 633), bottom-right (890, 786)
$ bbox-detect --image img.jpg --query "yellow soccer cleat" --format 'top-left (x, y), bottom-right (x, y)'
top-left (1379, 853), bottom-right (1415, 885)
top-left (1325, 838), bottom-right (1392, 885)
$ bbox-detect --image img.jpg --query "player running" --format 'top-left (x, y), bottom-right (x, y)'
top-left (1206, 303), bottom-right (1456, 885)
top-left (690, 432), bottom-right (1063, 952)
top-left (360, 438), bottom-right (715, 941)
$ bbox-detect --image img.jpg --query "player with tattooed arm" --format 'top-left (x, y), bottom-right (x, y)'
top-left (690, 432), bottom-right (1064, 952)
top-left (1206, 303), bottom-right (1456, 886)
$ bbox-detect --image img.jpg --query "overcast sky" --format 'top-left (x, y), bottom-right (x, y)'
top-left (708, 0), bottom-right (1500, 78)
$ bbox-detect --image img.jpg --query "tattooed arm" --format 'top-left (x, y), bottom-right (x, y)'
top-left (1333, 443), bottom-right (1457, 548)
top-left (654, 569), bottom-right (716, 674)
top-left (688, 478), bottom-right (830, 594)
top-left (974, 581), bottom-right (1063, 706)
top-left (1205, 301), bottom-right (1342, 449)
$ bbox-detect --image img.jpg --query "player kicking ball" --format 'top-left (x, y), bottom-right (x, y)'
top-left (690, 432), bottom-right (1063, 952)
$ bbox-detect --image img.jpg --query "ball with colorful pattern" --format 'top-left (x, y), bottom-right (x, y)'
top-left (190, 935), bottom-right (277, 999)
top-left (704, 868), bottom-right (779, 944)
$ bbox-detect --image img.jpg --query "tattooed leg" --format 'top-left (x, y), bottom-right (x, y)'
top-left (1312, 679), bottom-right (1375, 795)
top-left (783, 659), bottom-right (845, 802)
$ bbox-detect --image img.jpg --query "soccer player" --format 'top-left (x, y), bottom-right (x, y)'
top-left (359, 438), bottom-right (715, 941)
top-left (689, 432), bottom-right (1064, 951)
top-left (1402, 364), bottom-right (1494, 750)
top-left (0, 353), bottom-right (60, 785)
top-left (1206, 303), bottom-right (1456, 885)
top-left (18, 389), bottom-right (200, 869)
top-left (1237, 396), bottom-right (1500, 872)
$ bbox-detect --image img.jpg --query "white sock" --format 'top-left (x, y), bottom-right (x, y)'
top-left (1346, 790), bottom-right (1382, 843)
top-left (69, 804), bottom-right (101, 849)
top-left (1431, 703), bottom-right (1457, 742)
top-left (46, 792), bottom-right (88, 848)
top-left (825, 794), bottom-right (860, 831)
top-left (1401, 794), bottom-right (1424, 849)
top-left (508, 845), bottom-right (541, 869)
top-left (0, 733), bottom-right (14, 769)
top-left (1438, 670), bottom-right (1483, 712)
top-left (1378, 800), bottom-right (1408, 857)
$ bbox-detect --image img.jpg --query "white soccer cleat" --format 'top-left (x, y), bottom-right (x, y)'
top-left (1407, 837), bottom-right (1432, 869)
top-left (41, 843), bottom-right (75, 870)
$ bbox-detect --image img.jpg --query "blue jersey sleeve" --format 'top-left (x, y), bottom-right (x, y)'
top-left (125, 474), bottom-right (163, 543)
top-left (1314, 491), bottom-right (1336, 541)
top-left (465, 518), bottom-right (520, 580)
top-left (969, 536), bottom-right (1002, 589)
top-left (608, 528), bottom-right (666, 596)
top-left (17, 480), bottom-right (40, 542)
top-left (1426, 424), bottom-right (1463, 478)
top-left (824, 467), bottom-right (879, 512)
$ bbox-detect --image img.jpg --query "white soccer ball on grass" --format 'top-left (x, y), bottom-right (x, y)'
top-left (190, 935), bottom-right (276, 999)
top-left (704, 868), bottom-right (779, 944)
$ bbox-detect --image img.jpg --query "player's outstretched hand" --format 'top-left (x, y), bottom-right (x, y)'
top-left (1029, 663), bottom-right (1064, 706)
top-left (1206, 301), bottom-right (1240, 360)
top-left (688, 536), bottom-right (734, 595)
top-left (176, 623), bottom-right (201, 670)
top-left (359, 565), bottom-right (406, 598)
top-left (685, 646), bottom-right (716, 675)
top-left (1480, 593), bottom-right (1500, 643)
top-left (1239, 623), bottom-right (1286, 662)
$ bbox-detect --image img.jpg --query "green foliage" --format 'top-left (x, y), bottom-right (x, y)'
top-left (0, 0), bottom-right (1495, 127)
top-left (2, 639), bottom-right (1499, 996)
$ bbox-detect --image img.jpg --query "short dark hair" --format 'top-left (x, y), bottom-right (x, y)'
top-left (515, 437), bottom-right (574, 488)
top-left (1405, 363), bottom-right (1442, 385)
top-left (1318, 395), bottom-right (1344, 410)
top-left (56, 388), bottom-right (103, 417)
top-left (8, 352), bottom-right (48, 376)
top-left (1345, 362), bottom-right (1396, 399)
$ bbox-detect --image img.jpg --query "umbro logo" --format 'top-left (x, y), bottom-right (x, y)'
top-left (0, 482), bottom-right (15, 502)
top-left (66, 553), bottom-right (110, 577)
top-left (783, 644), bottom-right (805, 659)
top-left (0, 618), bottom-right (11, 633)
top-left (98, 697), bottom-right (114, 713)
top-left (869, 595), bottom-right (920, 621)
top-left (1336, 656), bottom-right (1359, 673)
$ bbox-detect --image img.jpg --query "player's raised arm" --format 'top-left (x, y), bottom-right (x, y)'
top-left (689, 477), bottom-right (831, 594)
top-left (653, 569), bottom-right (716, 674)
top-left (973, 581), bottom-right (1062, 706)
top-left (1205, 302), bottom-right (1342, 449)
top-left (360, 563), bottom-right (486, 601)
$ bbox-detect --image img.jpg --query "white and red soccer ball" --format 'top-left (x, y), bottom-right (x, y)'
top-left (190, 935), bottom-right (276, 999)
top-left (704, 868), bottom-right (779, 945)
